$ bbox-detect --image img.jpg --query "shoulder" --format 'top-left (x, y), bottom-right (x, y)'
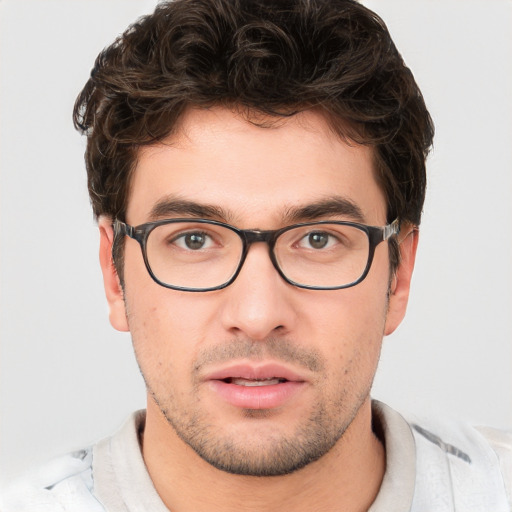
top-left (372, 401), bottom-right (512, 511)
top-left (476, 424), bottom-right (512, 461)
top-left (408, 411), bottom-right (512, 511)
top-left (475, 425), bottom-right (512, 507)
top-left (0, 448), bottom-right (105, 512)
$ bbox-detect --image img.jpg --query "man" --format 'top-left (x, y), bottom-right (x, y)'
top-left (1, 0), bottom-right (510, 510)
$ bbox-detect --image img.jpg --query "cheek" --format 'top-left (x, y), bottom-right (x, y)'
top-left (123, 280), bottom-right (221, 377)
top-left (305, 273), bottom-right (389, 377)
top-left (308, 283), bottom-right (389, 345)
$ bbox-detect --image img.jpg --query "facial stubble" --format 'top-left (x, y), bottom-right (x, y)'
top-left (135, 335), bottom-right (381, 477)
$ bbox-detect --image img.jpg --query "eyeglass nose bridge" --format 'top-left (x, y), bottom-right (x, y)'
top-left (241, 228), bottom-right (279, 245)
top-left (233, 228), bottom-right (285, 283)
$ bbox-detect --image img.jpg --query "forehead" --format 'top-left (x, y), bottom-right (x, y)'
top-left (126, 107), bottom-right (386, 226)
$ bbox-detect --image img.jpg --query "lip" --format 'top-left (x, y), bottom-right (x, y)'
top-left (205, 363), bottom-right (307, 383)
top-left (203, 362), bottom-right (308, 410)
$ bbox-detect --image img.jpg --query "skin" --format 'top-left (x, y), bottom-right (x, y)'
top-left (98, 107), bottom-right (418, 512)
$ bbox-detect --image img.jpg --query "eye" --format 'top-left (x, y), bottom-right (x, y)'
top-left (173, 231), bottom-right (214, 250)
top-left (299, 231), bottom-right (336, 250)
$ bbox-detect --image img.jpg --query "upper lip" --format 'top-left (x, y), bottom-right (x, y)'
top-left (203, 363), bottom-right (307, 383)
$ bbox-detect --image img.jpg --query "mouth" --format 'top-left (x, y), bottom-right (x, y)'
top-left (220, 377), bottom-right (288, 387)
top-left (205, 364), bottom-right (307, 410)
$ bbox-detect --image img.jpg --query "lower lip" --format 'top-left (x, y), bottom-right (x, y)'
top-left (208, 380), bottom-right (305, 410)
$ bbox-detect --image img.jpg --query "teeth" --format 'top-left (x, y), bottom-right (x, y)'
top-left (231, 378), bottom-right (281, 387)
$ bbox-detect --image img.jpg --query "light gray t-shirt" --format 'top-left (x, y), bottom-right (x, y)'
top-left (1, 401), bottom-right (511, 511)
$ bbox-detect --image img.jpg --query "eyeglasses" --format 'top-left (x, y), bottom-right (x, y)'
top-left (113, 218), bottom-right (400, 292)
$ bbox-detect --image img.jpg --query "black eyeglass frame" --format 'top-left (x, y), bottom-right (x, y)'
top-left (113, 218), bottom-right (400, 292)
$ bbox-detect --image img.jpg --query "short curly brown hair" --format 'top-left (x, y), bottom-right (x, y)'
top-left (73, 0), bottom-right (433, 272)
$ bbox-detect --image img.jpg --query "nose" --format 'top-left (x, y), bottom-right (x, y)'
top-left (219, 242), bottom-right (297, 341)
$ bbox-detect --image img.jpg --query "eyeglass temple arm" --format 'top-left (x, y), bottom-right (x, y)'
top-left (383, 219), bottom-right (400, 240)
top-left (113, 219), bottom-right (134, 238)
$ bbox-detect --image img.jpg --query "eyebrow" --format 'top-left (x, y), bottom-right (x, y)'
top-left (282, 197), bottom-right (366, 224)
top-left (148, 196), bottom-right (231, 222)
top-left (147, 195), bottom-right (365, 225)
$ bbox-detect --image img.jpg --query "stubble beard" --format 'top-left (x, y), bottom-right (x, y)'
top-left (141, 337), bottom-right (374, 477)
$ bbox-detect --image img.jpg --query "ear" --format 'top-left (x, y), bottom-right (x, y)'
top-left (98, 217), bottom-right (129, 332)
top-left (384, 224), bottom-right (419, 336)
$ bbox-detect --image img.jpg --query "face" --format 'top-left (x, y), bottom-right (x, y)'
top-left (100, 107), bottom-right (416, 476)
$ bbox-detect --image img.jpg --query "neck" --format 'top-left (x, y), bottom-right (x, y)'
top-left (142, 397), bottom-right (385, 512)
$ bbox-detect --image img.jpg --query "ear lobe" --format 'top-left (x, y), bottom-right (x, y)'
top-left (98, 217), bottom-right (129, 332)
top-left (384, 225), bottom-right (419, 336)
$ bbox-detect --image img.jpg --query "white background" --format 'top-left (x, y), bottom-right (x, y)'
top-left (1, 0), bottom-right (511, 482)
